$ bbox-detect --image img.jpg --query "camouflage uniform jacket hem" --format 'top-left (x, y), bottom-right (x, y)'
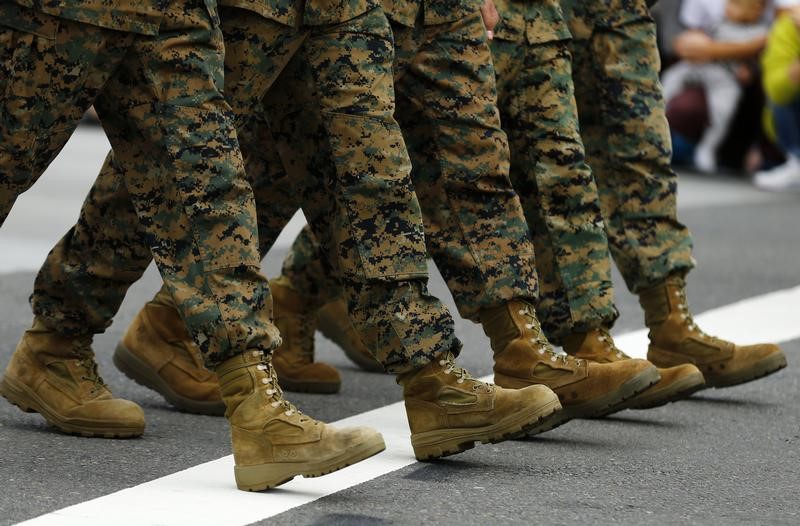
top-left (493, 0), bottom-right (570, 44)
top-left (383, 0), bottom-right (481, 28)
top-left (8, 0), bottom-right (163, 35)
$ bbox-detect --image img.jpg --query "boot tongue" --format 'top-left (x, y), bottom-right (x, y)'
top-left (71, 337), bottom-right (109, 398)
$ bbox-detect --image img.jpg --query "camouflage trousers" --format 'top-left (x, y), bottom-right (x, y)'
top-left (31, 7), bottom-right (461, 373)
top-left (278, 11), bottom-right (540, 325)
top-left (563, 0), bottom-right (695, 294)
top-left (1, 0), bottom-right (276, 366)
top-left (490, 0), bottom-right (618, 343)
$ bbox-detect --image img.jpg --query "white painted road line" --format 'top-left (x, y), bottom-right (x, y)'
top-left (18, 285), bottom-right (800, 526)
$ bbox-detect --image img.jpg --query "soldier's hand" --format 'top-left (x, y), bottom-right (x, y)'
top-left (481, 0), bottom-right (499, 40)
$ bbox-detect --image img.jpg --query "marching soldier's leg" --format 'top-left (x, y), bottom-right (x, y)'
top-left (0, 4), bottom-right (145, 438)
top-left (260, 8), bottom-right (564, 459)
top-left (565, 0), bottom-right (786, 388)
top-left (489, 1), bottom-right (701, 413)
top-left (20, 2), bottom-right (388, 490)
top-left (393, 10), bottom-right (655, 427)
top-left (0, 1), bottom-right (135, 223)
top-left (565, 0), bottom-right (692, 292)
top-left (393, 13), bottom-right (539, 322)
top-left (490, 0), bottom-right (616, 343)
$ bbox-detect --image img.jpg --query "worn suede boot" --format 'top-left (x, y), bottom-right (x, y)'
top-left (270, 279), bottom-right (341, 393)
top-left (317, 297), bottom-right (383, 373)
top-left (398, 352), bottom-right (561, 460)
top-left (113, 286), bottom-right (224, 415)
top-left (1, 319), bottom-right (145, 437)
top-left (639, 276), bottom-right (787, 388)
top-left (481, 300), bottom-right (660, 429)
top-left (563, 328), bottom-right (705, 413)
top-left (217, 350), bottom-right (385, 491)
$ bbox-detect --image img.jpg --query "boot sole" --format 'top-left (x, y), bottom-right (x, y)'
top-left (275, 376), bottom-right (341, 395)
top-left (649, 346), bottom-right (788, 389)
top-left (412, 396), bottom-right (562, 461)
top-left (234, 435), bottom-right (386, 491)
top-left (705, 351), bottom-right (788, 388)
top-left (587, 366), bottom-right (662, 419)
top-left (114, 343), bottom-right (226, 416)
top-left (626, 370), bottom-right (706, 410)
top-left (0, 376), bottom-right (144, 438)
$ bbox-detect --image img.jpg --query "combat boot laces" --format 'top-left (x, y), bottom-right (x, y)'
top-left (73, 337), bottom-right (106, 395)
top-left (517, 303), bottom-right (582, 366)
top-left (438, 352), bottom-right (494, 393)
top-left (673, 288), bottom-right (724, 344)
top-left (252, 351), bottom-right (311, 423)
top-left (595, 328), bottom-right (629, 360)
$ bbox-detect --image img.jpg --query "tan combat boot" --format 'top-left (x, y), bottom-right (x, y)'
top-left (217, 350), bottom-right (385, 491)
top-left (113, 286), bottom-right (225, 415)
top-left (481, 300), bottom-right (660, 430)
top-left (0, 319), bottom-right (145, 437)
top-left (563, 328), bottom-right (705, 413)
top-left (270, 278), bottom-right (341, 393)
top-left (317, 296), bottom-right (383, 373)
top-left (398, 352), bottom-right (561, 460)
top-left (639, 276), bottom-right (787, 388)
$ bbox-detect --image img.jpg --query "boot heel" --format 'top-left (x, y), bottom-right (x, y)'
top-left (114, 343), bottom-right (225, 416)
top-left (234, 463), bottom-right (299, 491)
top-left (0, 378), bottom-right (37, 413)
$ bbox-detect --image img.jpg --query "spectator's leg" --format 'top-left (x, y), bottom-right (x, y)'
top-left (693, 66), bottom-right (743, 172)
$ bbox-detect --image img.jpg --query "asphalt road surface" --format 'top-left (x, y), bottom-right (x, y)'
top-left (0, 125), bottom-right (797, 526)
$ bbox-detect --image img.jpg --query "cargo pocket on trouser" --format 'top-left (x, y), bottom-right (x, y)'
top-left (0, 3), bottom-right (66, 221)
top-left (147, 104), bottom-right (276, 366)
top-left (322, 111), bottom-right (429, 282)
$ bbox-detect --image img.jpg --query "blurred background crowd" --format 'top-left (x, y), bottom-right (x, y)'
top-left (654, 0), bottom-right (800, 190)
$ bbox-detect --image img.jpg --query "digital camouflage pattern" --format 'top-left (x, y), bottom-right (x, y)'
top-left (384, 0), bottom-right (481, 27)
top-left (2, 0), bottom-right (279, 367)
top-left (275, 5), bottom-right (541, 324)
top-left (562, 0), bottom-right (695, 294)
top-left (32, 5), bottom-right (462, 373)
top-left (393, 9), bottom-right (539, 322)
top-left (490, 0), bottom-right (619, 342)
top-left (0, 1), bottom-right (135, 220)
top-left (8, 0), bottom-right (163, 35)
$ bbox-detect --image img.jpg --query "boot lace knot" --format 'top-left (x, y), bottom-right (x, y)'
top-left (72, 337), bottom-right (106, 394)
top-left (518, 304), bottom-right (575, 365)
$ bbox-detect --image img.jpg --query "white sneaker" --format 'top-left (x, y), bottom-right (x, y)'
top-left (693, 144), bottom-right (717, 173)
top-left (754, 156), bottom-right (800, 192)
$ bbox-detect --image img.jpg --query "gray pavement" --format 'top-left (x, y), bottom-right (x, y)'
top-left (0, 126), bottom-right (797, 525)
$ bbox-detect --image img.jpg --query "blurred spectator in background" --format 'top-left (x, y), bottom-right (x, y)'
top-left (652, 0), bottom-right (687, 66)
top-left (754, 6), bottom-right (800, 190)
top-left (658, 0), bottom-right (800, 173)
top-left (662, 0), bottom-right (770, 172)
